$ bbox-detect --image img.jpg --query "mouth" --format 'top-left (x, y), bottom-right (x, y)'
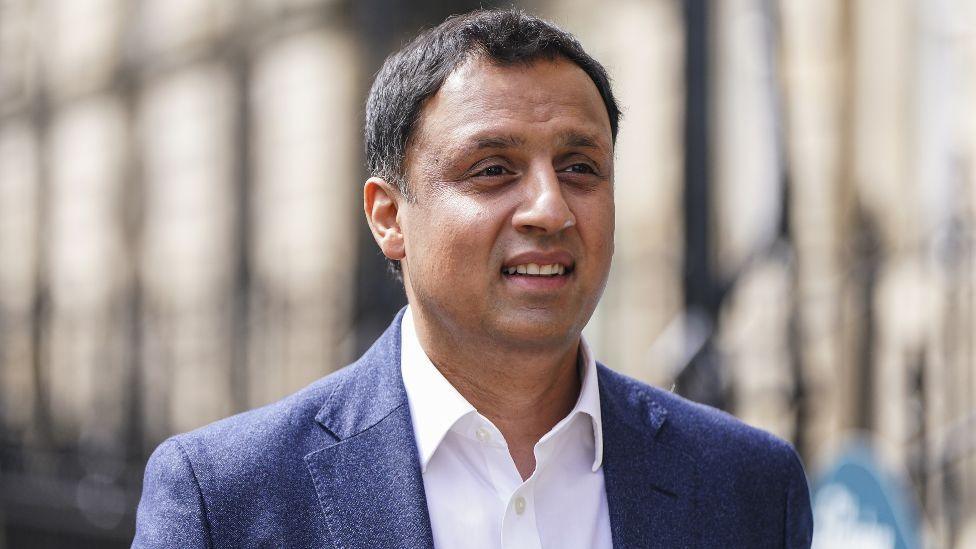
top-left (501, 262), bottom-right (574, 278)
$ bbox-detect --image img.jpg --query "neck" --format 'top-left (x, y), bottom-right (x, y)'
top-left (410, 307), bottom-right (582, 480)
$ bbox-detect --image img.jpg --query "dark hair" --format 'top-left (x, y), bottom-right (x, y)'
top-left (365, 8), bottom-right (621, 276)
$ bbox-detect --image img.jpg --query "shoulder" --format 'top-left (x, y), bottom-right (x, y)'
top-left (136, 358), bottom-right (391, 546)
top-left (598, 364), bottom-right (804, 476)
top-left (145, 360), bottom-right (371, 496)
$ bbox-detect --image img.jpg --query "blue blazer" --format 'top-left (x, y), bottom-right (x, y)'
top-left (134, 310), bottom-right (813, 548)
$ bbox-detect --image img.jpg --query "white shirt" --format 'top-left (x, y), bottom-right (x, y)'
top-left (400, 307), bottom-right (613, 549)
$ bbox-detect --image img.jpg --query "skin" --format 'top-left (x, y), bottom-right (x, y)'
top-left (364, 55), bottom-right (615, 480)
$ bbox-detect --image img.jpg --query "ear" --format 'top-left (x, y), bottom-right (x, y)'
top-left (363, 177), bottom-right (406, 262)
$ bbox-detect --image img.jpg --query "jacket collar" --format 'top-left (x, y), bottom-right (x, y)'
top-left (598, 365), bottom-right (701, 548)
top-left (312, 308), bottom-right (413, 439)
top-left (304, 307), bottom-right (435, 549)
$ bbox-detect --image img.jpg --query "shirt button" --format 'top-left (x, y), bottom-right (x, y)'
top-left (475, 427), bottom-right (490, 443)
top-left (514, 496), bottom-right (526, 515)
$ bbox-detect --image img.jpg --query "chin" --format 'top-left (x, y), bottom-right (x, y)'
top-left (488, 316), bottom-right (581, 350)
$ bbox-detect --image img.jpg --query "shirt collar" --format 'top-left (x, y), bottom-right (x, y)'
top-left (399, 306), bottom-right (604, 473)
top-left (575, 332), bottom-right (605, 472)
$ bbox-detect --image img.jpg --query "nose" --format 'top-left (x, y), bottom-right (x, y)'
top-left (512, 166), bottom-right (575, 234)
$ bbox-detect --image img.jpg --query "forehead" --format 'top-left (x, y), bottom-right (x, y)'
top-left (412, 56), bottom-right (613, 155)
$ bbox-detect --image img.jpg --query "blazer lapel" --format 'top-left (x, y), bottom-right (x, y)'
top-left (599, 366), bottom-right (700, 548)
top-left (304, 310), bottom-right (435, 549)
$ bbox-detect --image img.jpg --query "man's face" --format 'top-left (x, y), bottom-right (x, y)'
top-left (398, 56), bottom-right (615, 350)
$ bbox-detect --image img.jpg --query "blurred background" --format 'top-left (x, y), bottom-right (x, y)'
top-left (0, 0), bottom-right (973, 547)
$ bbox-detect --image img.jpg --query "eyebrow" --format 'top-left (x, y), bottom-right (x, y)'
top-left (452, 130), bottom-right (609, 157)
top-left (557, 131), bottom-right (607, 151)
top-left (472, 134), bottom-right (525, 150)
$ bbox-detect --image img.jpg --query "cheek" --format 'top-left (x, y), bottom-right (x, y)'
top-left (414, 197), bottom-right (501, 269)
top-left (577, 194), bottom-right (615, 242)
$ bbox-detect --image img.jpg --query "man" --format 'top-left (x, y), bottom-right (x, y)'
top-left (134, 9), bottom-right (813, 549)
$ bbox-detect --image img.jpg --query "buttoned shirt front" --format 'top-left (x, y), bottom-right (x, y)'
top-left (400, 307), bottom-right (613, 549)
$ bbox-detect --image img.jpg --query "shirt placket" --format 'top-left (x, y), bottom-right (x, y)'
top-left (501, 480), bottom-right (543, 549)
top-left (470, 418), bottom-right (543, 549)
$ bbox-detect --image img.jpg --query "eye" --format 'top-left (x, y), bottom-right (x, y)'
top-left (563, 163), bottom-right (595, 175)
top-left (475, 165), bottom-right (509, 177)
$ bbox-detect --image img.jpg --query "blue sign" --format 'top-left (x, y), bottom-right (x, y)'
top-left (811, 439), bottom-right (920, 549)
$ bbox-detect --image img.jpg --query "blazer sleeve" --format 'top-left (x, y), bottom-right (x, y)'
top-left (132, 438), bottom-right (213, 549)
top-left (784, 446), bottom-right (814, 549)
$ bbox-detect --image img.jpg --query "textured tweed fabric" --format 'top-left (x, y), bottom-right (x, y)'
top-left (133, 308), bottom-right (813, 548)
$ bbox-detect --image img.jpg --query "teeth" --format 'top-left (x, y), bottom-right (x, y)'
top-left (503, 263), bottom-right (568, 277)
